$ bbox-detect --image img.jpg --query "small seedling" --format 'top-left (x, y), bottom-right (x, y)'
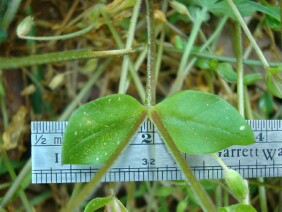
top-left (62, 90), bottom-right (254, 164)
top-left (4, 0), bottom-right (281, 211)
top-left (61, 1), bottom-right (255, 211)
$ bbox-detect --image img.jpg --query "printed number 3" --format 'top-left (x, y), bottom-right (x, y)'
top-left (142, 158), bottom-right (155, 165)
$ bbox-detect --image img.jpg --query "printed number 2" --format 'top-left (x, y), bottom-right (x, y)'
top-left (142, 134), bottom-right (152, 144)
top-left (142, 158), bottom-right (155, 165)
top-left (35, 135), bottom-right (46, 145)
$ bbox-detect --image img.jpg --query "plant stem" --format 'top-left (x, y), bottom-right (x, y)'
top-left (1, 150), bottom-right (32, 212)
top-left (2, 0), bottom-right (22, 30)
top-left (0, 158), bottom-right (32, 209)
top-left (186, 51), bottom-right (282, 67)
top-left (212, 154), bottom-right (229, 171)
top-left (248, 179), bottom-right (282, 190)
top-left (59, 59), bottom-right (111, 121)
top-left (242, 25), bottom-right (268, 209)
top-left (169, 8), bottom-right (206, 95)
top-left (63, 112), bottom-right (147, 211)
top-left (0, 83), bottom-right (8, 128)
top-left (226, 0), bottom-right (269, 69)
top-left (150, 110), bottom-right (217, 212)
top-left (118, 0), bottom-right (142, 94)
top-left (169, 16), bottom-right (227, 95)
top-left (258, 178), bottom-right (268, 212)
top-left (244, 88), bottom-right (268, 212)
top-left (280, 0), bottom-right (282, 49)
top-left (215, 184), bottom-right (222, 207)
top-left (101, 7), bottom-right (145, 102)
top-left (145, 0), bottom-right (156, 106)
top-left (126, 182), bottom-right (135, 210)
top-left (0, 48), bottom-right (141, 70)
top-left (155, 0), bottom-right (168, 81)
top-left (234, 22), bottom-right (244, 117)
top-left (0, 60), bottom-right (112, 209)
top-left (18, 22), bottom-right (97, 41)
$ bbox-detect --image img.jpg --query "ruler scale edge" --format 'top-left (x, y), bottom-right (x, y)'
top-left (31, 120), bottom-right (282, 184)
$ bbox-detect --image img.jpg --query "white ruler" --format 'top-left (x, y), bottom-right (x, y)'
top-left (31, 120), bottom-right (282, 184)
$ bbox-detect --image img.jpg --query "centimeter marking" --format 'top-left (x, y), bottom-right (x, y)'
top-left (31, 120), bottom-right (282, 184)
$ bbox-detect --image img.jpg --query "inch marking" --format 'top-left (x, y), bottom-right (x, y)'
top-left (32, 120), bottom-right (282, 183)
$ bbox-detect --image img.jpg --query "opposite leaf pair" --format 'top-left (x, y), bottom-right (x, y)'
top-left (62, 90), bottom-right (254, 165)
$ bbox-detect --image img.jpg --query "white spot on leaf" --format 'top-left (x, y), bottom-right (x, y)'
top-left (240, 125), bottom-right (245, 131)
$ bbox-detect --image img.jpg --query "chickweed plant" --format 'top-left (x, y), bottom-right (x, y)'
top-left (1, 0), bottom-right (282, 211)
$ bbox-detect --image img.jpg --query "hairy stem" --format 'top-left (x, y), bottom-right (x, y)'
top-left (0, 48), bottom-right (141, 70)
top-left (150, 110), bottom-right (217, 212)
top-left (145, 0), bottom-right (156, 106)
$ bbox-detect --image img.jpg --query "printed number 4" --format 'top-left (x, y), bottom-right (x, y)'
top-left (256, 132), bottom-right (264, 142)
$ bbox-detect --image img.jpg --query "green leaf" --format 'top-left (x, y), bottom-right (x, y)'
top-left (85, 196), bottom-right (128, 212)
top-left (154, 90), bottom-right (254, 154)
top-left (155, 187), bottom-right (174, 197)
top-left (170, 1), bottom-right (188, 15)
top-left (219, 203), bottom-right (256, 212)
top-left (266, 67), bottom-right (282, 98)
top-left (196, 58), bottom-right (219, 70)
top-left (224, 169), bottom-right (248, 201)
top-left (259, 92), bottom-right (273, 117)
top-left (217, 63), bottom-right (262, 85)
top-left (84, 196), bottom-right (114, 212)
top-left (62, 94), bottom-right (146, 164)
top-left (176, 200), bottom-right (188, 212)
top-left (113, 198), bottom-right (128, 212)
top-left (246, 2), bottom-right (280, 29)
top-left (243, 73), bottom-right (262, 86)
top-left (189, 0), bottom-right (256, 19)
top-left (266, 72), bottom-right (282, 98)
top-left (265, 15), bottom-right (281, 30)
top-left (196, 58), bottom-right (211, 70)
top-left (265, 67), bottom-right (282, 98)
top-left (174, 35), bottom-right (184, 50)
top-left (247, 2), bottom-right (280, 22)
top-left (0, 28), bottom-right (7, 41)
top-left (217, 63), bottom-right (237, 82)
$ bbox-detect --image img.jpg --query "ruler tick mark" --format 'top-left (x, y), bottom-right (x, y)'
top-left (31, 120), bottom-right (282, 183)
